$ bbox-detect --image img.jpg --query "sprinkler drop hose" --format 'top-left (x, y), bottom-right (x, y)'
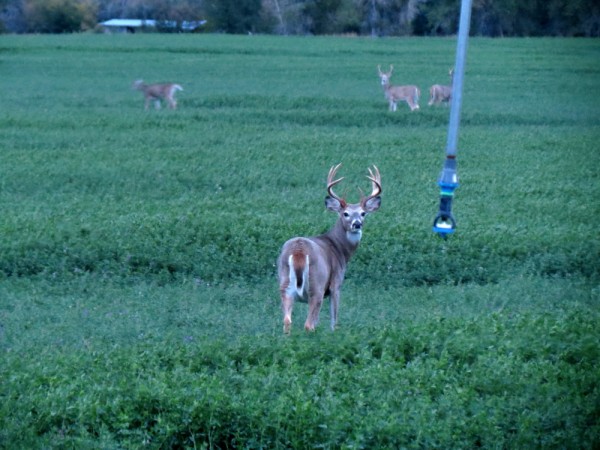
top-left (433, 0), bottom-right (472, 238)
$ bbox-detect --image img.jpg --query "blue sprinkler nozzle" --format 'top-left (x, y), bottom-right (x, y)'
top-left (433, 157), bottom-right (459, 238)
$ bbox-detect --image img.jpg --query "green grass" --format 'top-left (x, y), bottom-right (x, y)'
top-left (0, 34), bottom-right (599, 448)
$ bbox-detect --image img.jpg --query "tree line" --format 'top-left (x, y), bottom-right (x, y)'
top-left (1, 0), bottom-right (599, 36)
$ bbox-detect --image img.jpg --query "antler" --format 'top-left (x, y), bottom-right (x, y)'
top-left (327, 163), bottom-right (346, 207)
top-left (362, 165), bottom-right (382, 205)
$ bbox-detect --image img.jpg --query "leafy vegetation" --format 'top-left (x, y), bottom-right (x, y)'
top-left (0, 34), bottom-right (599, 448)
top-left (2, 0), bottom-right (599, 36)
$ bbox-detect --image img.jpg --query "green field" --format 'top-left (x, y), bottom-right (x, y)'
top-left (0, 34), bottom-right (599, 448)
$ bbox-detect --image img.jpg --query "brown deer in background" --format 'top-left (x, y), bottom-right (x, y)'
top-left (377, 65), bottom-right (420, 112)
top-left (428, 68), bottom-right (454, 106)
top-left (277, 164), bottom-right (382, 333)
top-left (132, 80), bottom-right (183, 110)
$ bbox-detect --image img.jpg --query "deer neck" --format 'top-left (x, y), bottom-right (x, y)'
top-left (382, 81), bottom-right (396, 100)
top-left (317, 219), bottom-right (360, 266)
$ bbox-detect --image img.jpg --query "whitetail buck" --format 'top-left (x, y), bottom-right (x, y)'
top-left (428, 68), bottom-right (454, 106)
top-left (377, 65), bottom-right (420, 112)
top-left (132, 80), bottom-right (183, 110)
top-left (277, 164), bottom-right (382, 333)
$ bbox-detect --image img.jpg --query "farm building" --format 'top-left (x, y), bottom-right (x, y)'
top-left (99, 19), bottom-right (206, 33)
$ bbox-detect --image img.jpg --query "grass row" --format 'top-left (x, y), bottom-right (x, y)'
top-left (2, 306), bottom-right (598, 448)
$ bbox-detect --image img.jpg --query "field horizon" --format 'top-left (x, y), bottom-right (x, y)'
top-left (0, 34), bottom-right (598, 448)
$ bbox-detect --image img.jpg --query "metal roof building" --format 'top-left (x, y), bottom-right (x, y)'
top-left (99, 19), bottom-right (206, 33)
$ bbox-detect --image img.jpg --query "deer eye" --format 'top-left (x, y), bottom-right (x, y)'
top-left (343, 212), bottom-right (350, 217)
top-left (361, 212), bottom-right (367, 217)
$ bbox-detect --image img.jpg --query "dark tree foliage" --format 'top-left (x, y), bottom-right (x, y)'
top-left (22, 0), bottom-right (96, 33)
top-left (205, 0), bottom-right (264, 34)
top-left (302, 0), bottom-right (342, 34)
top-left (0, 0), bottom-right (598, 36)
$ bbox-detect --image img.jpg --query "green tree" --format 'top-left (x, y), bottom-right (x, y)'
top-left (547, 0), bottom-right (600, 36)
top-left (414, 0), bottom-right (459, 35)
top-left (205, 0), bottom-right (264, 33)
top-left (302, 0), bottom-right (341, 34)
top-left (24, 0), bottom-right (96, 33)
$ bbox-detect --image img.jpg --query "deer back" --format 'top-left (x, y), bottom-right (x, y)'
top-left (278, 236), bottom-right (336, 300)
top-left (388, 84), bottom-right (420, 101)
top-left (429, 84), bottom-right (452, 103)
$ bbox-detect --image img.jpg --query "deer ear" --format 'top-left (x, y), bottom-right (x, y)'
top-left (325, 195), bottom-right (343, 212)
top-left (364, 196), bottom-right (381, 213)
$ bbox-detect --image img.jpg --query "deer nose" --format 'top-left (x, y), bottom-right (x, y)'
top-left (351, 220), bottom-right (362, 230)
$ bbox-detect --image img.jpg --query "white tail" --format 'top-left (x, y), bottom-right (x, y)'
top-left (377, 65), bottom-right (420, 112)
top-left (286, 254), bottom-right (309, 298)
top-left (277, 164), bottom-right (382, 333)
top-left (132, 79), bottom-right (183, 110)
top-left (428, 68), bottom-right (454, 106)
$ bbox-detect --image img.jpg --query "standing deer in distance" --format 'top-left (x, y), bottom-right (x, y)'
top-left (377, 64), bottom-right (420, 112)
top-left (277, 164), bottom-right (382, 334)
top-left (428, 68), bottom-right (454, 106)
top-left (132, 79), bottom-right (183, 110)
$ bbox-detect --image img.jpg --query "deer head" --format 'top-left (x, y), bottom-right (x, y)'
top-left (324, 163), bottom-right (382, 243)
top-left (377, 64), bottom-right (394, 86)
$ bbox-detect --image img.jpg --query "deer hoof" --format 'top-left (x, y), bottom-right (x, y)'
top-left (283, 318), bottom-right (292, 334)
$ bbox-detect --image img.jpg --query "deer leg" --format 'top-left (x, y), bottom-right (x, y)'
top-left (329, 290), bottom-right (340, 331)
top-left (281, 289), bottom-right (294, 334)
top-left (154, 99), bottom-right (161, 110)
top-left (305, 294), bottom-right (323, 331)
top-left (144, 98), bottom-right (151, 110)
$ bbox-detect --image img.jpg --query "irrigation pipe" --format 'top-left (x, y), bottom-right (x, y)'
top-left (432, 0), bottom-right (473, 238)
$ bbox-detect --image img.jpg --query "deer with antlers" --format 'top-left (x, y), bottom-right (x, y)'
top-left (132, 79), bottom-right (183, 110)
top-left (428, 68), bottom-right (454, 106)
top-left (277, 164), bottom-right (382, 334)
top-left (377, 65), bottom-right (420, 112)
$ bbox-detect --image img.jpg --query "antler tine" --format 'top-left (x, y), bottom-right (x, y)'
top-left (365, 165), bottom-right (382, 200)
top-left (327, 163), bottom-right (345, 204)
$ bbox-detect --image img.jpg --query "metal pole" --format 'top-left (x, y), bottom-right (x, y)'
top-left (432, 0), bottom-right (473, 237)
